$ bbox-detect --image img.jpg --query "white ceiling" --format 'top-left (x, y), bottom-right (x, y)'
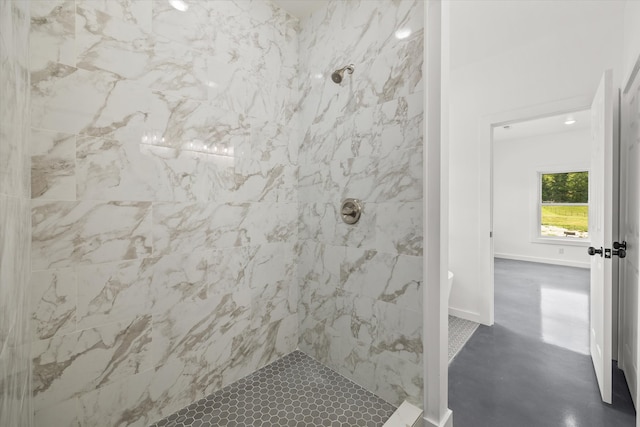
top-left (271, 0), bottom-right (327, 19)
top-left (493, 109), bottom-right (591, 143)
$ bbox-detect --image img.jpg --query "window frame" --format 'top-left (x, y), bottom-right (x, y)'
top-left (532, 168), bottom-right (591, 246)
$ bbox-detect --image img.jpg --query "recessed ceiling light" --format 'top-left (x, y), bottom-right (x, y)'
top-left (169, 0), bottom-right (189, 12)
top-left (564, 118), bottom-right (576, 125)
top-left (395, 28), bottom-right (412, 40)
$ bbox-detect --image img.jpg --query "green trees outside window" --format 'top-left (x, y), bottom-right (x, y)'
top-left (540, 171), bottom-right (589, 238)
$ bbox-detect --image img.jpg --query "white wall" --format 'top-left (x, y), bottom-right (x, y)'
top-left (622, 0), bottom-right (640, 84)
top-left (493, 127), bottom-right (591, 268)
top-left (448, 0), bottom-right (626, 323)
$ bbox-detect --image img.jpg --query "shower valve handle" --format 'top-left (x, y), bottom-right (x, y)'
top-left (341, 206), bottom-right (355, 216)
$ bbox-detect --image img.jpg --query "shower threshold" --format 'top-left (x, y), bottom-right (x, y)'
top-left (149, 350), bottom-right (396, 427)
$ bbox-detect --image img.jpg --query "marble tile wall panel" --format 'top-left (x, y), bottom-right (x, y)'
top-left (298, 0), bottom-right (424, 130)
top-left (32, 315), bottom-right (153, 409)
top-left (30, 0), bottom-right (75, 71)
top-left (1, 3), bottom-right (30, 200)
top-left (31, 200), bottom-right (153, 270)
top-left (30, 129), bottom-right (76, 200)
top-left (29, 1), bottom-right (301, 424)
top-left (1, 1), bottom-right (32, 426)
top-left (30, 269), bottom-right (76, 340)
top-left (0, 196), bottom-right (33, 427)
top-left (77, 0), bottom-right (152, 32)
top-left (297, 0), bottom-right (424, 407)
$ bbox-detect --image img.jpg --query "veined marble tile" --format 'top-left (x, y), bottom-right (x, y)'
top-left (30, 128), bottom-right (76, 200)
top-left (241, 119), bottom-right (298, 167)
top-left (77, 0), bottom-right (153, 33)
top-left (377, 92), bottom-right (423, 156)
top-left (30, 0), bottom-right (75, 70)
top-left (207, 56), bottom-right (253, 115)
top-left (247, 77), bottom-right (297, 127)
top-left (373, 148), bottom-right (423, 203)
top-left (139, 144), bottom-right (228, 202)
top-left (373, 301), bottom-right (422, 365)
top-left (152, 0), bottom-right (255, 61)
top-left (1, 2), bottom-right (32, 426)
top-left (31, 200), bottom-right (153, 270)
top-left (375, 201), bottom-right (422, 256)
top-left (31, 62), bottom-right (150, 139)
top-left (233, 161), bottom-right (291, 203)
top-left (299, 115), bottom-right (338, 166)
top-left (364, 29), bottom-right (424, 106)
top-left (30, 269), bottom-right (76, 341)
top-left (334, 92), bottom-right (424, 160)
top-left (150, 250), bottom-right (209, 316)
top-left (0, 196), bottom-right (31, 347)
top-left (240, 202), bottom-right (297, 245)
top-left (373, 352), bottom-right (423, 407)
top-left (297, 240), bottom-right (342, 287)
top-left (246, 244), bottom-right (295, 328)
top-left (297, 0), bottom-right (424, 408)
top-left (76, 133), bottom-right (158, 201)
top-left (76, 258), bottom-right (157, 330)
top-left (152, 284), bottom-right (251, 369)
top-left (32, 315), bottom-right (153, 410)
top-left (328, 156), bottom-right (378, 203)
top-left (298, 162), bottom-right (330, 204)
top-left (341, 249), bottom-right (422, 312)
top-left (299, 0), bottom-right (420, 69)
top-left (0, 113), bottom-right (30, 200)
top-left (147, 92), bottom-right (248, 151)
top-left (324, 336), bottom-right (377, 394)
top-left (334, 104), bottom-right (380, 159)
top-left (375, 254), bottom-right (422, 311)
top-left (245, 243), bottom-right (285, 293)
top-left (0, 342), bottom-right (32, 414)
top-left (151, 202), bottom-right (245, 256)
top-left (76, 7), bottom-right (209, 101)
top-left (239, 314), bottom-right (298, 378)
top-left (333, 293), bottom-right (379, 345)
top-left (78, 369), bottom-right (156, 427)
top-left (34, 397), bottom-right (79, 427)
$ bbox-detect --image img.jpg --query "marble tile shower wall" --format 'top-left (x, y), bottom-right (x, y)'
top-left (29, 1), bottom-right (299, 425)
top-left (1, 1), bottom-right (33, 426)
top-left (297, 0), bottom-right (425, 406)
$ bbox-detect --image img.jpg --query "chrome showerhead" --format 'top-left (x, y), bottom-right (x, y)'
top-left (331, 64), bottom-right (355, 84)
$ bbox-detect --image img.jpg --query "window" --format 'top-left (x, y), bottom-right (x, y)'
top-left (539, 171), bottom-right (589, 240)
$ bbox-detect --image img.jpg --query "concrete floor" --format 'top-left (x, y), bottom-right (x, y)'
top-left (449, 258), bottom-right (636, 427)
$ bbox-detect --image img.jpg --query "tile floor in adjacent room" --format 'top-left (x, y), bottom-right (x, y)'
top-left (149, 350), bottom-right (396, 427)
top-left (449, 258), bottom-right (636, 427)
top-left (448, 315), bottom-right (480, 363)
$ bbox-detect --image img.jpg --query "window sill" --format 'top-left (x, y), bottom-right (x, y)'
top-left (531, 237), bottom-right (591, 247)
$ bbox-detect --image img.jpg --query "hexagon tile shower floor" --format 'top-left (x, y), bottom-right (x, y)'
top-left (149, 351), bottom-right (396, 426)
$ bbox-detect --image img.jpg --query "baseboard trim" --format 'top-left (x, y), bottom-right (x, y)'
top-left (448, 307), bottom-right (484, 325)
top-left (495, 253), bottom-right (589, 269)
top-left (423, 409), bottom-right (453, 427)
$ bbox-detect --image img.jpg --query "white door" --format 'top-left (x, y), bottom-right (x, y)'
top-left (619, 58), bottom-right (640, 409)
top-left (588, 69), bottom-right (614, 404)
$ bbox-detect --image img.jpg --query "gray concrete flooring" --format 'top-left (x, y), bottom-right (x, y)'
top-left (449, 258), bottom-right (636, 427)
